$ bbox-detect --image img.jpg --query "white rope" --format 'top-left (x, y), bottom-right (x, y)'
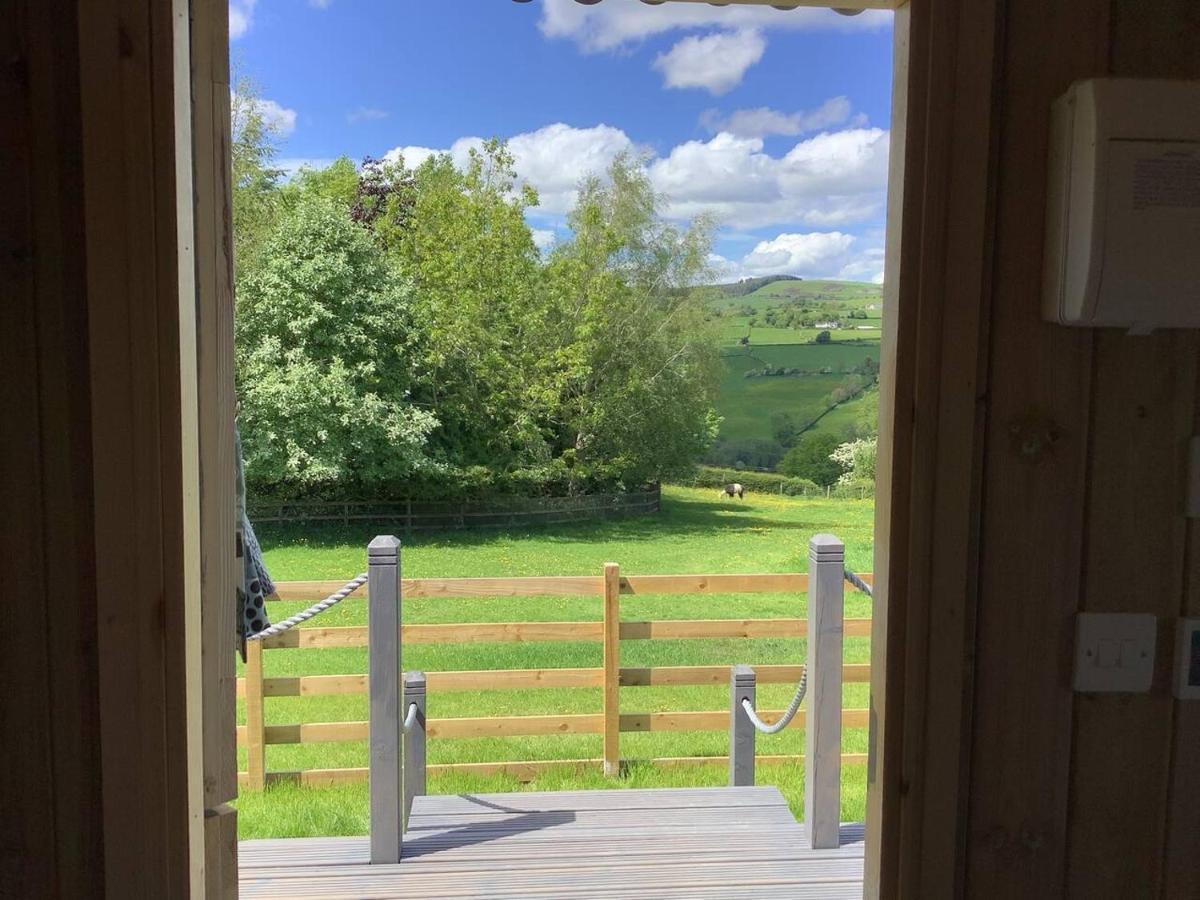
top-left (248, 572), bottom-right (369, 641)
top-left (741, 666), bottom-right (808, 735)
top-left (401, 702), bottom-right (419, 734)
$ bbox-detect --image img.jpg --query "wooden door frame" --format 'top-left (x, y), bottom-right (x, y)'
top-left (178, 0), bottom-right (1008, 894)
top-left (867, 0), bottom-right (1003, 896)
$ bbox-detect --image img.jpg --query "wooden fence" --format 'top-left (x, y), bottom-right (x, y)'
top-left (237, 566), bottom-right (872, 789)
top-left (246, 485), bottom-right (661, 530)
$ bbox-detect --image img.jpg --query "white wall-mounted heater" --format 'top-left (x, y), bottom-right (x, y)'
top-left (1043, 78), bottom-right (1200, 333)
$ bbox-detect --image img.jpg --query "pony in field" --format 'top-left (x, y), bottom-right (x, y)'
top-left (719, 483), bottom-right (745, 500)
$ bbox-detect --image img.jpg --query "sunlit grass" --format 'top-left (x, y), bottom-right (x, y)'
top-left (235, 486), bottom-right (875, 838)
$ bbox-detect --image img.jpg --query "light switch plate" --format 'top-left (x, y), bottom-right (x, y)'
top-left (1175, 618), bottom-right (1200, 699)
top-left (1073, 613), bottom-right (1156, 693)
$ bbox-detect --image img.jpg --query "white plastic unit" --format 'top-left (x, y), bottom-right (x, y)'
top-left (1043, 78), bottom-right (1200, 332)
top-left (1175, 619), bottom-right (1200, 700)
top-left (1073, 612), bottom-right (1156, 693)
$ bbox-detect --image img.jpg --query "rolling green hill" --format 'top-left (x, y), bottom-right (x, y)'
top-left (704, 279), bottom-right (882, 470)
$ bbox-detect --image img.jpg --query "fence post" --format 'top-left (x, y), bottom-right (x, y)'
top-left (368, 535), bottom-right (403, 864)
top-left (404, 671), bottom-right (427, 831)
top-left (244, 638), bottom-right (266, 790)
top-left (805, 534), bottom-right (845, 849)
top-left (729, 665), bottom-right (756, 787)
top-left (603, 562), bottom-right (621, 777)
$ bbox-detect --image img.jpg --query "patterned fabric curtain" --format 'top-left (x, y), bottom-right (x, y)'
top-left (235, 424), bottom-right (274, 657)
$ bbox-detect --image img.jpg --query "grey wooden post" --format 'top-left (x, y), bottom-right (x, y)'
top-left (805, 534), bottom-right (845, 849)
top-left (368, 535), bottom-right (403, 864)
top-left (403, 671), bottom-right (427, 830)
top-left (729, 664), bottom-right (756, 787)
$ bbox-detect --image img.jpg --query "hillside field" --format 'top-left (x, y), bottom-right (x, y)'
top-left (705, 278), bottom-right (882, 461)
top-left (234, 486), bottom-right (875, 839)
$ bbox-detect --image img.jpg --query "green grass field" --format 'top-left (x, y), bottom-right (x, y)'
top-left (715, 343), bottom-right (880, 443)
top-left (235, 486), bottom-right (875, 839)
top-left (706, 279), bottom-right (882, 453)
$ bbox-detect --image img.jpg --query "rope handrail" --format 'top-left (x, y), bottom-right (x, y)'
top-left (843, 568), bottom-right (873, 597)
top-left (741, 666), bottom-right (808, 735)
top-left (402, 702), bottom-right (419, 734)
top-left (248, 572), bottom-right (369, 641)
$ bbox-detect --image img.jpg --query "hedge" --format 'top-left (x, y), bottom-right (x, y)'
top-left (684, 466), bottom-right (824, 497)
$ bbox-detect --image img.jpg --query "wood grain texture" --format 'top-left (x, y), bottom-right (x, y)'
top-left (192, 0), bottom-right (238, 820)
top-left (1065, 4), bottom-right (1200, 897)
top-left (962, 0), bottom-right (1105, 895)
top-left (603, 563), bottom-right (620, 776)
top-left (237, 664), bottom-right (870, 696)
top-left (269, 572), bottom-right (874, 601)
top-left (237, 786), bottom-right (866, 898)
top-left (244, 640), bottom-right (266, 789)
top-left (260, 618), bottom-right (874, 648)
top-left (1, 5), bottom-right (103, 894)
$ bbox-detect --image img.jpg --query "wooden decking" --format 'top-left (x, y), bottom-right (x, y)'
top-left (239, 786), bottom-right (865, 899)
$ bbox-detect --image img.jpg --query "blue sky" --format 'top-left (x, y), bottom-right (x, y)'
top-left (230, 0), bottom-right (894, 282)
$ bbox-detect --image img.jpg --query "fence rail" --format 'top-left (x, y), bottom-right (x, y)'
top-left (238, 566), bottom-right (872, 793)
top-left (247, 486), bottom-right (661, 529)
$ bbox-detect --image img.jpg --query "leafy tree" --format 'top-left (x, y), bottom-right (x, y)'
top-left (778, 433), bottom-right (844, 487)
top-left (770, 411), bottom-right (799, 447)
top-left (377, 141), bottom-right (552, 470)
top-left (541, 154), bottom-right (721, 485)
top-left (831, 437), bottom-right (877, 487)
top-left (815, 330), bottom-right (832, 344)
top-left (230, 71), bottom-right (283, 277)
top-left (283, 156), bottom-right (361, 211)
top-left (235, 195), bottom-right (438, 496)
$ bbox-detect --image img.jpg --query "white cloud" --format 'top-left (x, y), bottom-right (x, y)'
top-left (348, 106), bottom-right (389, 124)
top-left (700, 96), bottom-right (863, 139)
top-left (648, 127), bottom-right (889, 229)
top-left (382, 123), bottom-right (888, 232)
top-left (385, 123), bottom-right (636, 216)
top-left (540, 0), bottom-right (889, 53)
top-left (715, 231), bottom-right (884, 283)
top-left (653, 29), bottom-right (765, 96)
top-left (255, 98), bottom-right (297, 137)
top-left (531, 228), bottom-right (558, 251)
top-left (309, 0), bottom-right (333, 7)
top-left (229, 0), bottom-right (256, 40)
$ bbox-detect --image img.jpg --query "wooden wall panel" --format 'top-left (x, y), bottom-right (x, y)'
top-left (0, 2), bottom-right (104, 896)
top-left (962, 0), bottom-right (1106, 894)
top-left (192, 0), bottom-right (239, 881)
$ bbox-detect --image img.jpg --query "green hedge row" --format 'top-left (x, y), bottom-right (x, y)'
top-left (684, 466), bottom-right (823, 496)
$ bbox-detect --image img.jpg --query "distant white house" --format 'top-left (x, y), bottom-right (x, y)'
top-left (814, 321), bottom-right (840, 329)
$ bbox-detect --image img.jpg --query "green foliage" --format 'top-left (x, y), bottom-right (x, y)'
top-left (687, 466), bottom-right (821, 496)
top-left (815, 330), bottom-right (832, 344)
top-left (235, 195), bottom-right (438, 496)
top-left (232, 140), bottom-right (721, 499)
top-left (283, 156), bottom-right (361, 211)
top-left (230, 72), bottom-right (283, 276)
top-left (778, 433), bottom-right (845, 487)
top-left (831, 437), bottom-right (877, 487)
top-left (538, 154), bottom-right (722, 486)
top-left (379, 141), bottom-right (552, 472)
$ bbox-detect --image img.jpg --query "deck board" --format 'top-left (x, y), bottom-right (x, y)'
top-left (239, 786), bottom-right (865, 898)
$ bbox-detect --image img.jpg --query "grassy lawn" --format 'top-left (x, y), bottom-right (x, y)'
top-left (235, 486), bottom-right (875, 838)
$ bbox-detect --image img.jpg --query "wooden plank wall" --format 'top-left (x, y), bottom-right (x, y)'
top-left (2, 0), bottom-right (204, 896)
top-left (192, 0), bottom-right (239, 892)
top-left (959, 0), bottom-right (1200, 897)
top-left (0, 3), bottom-right (104, 896)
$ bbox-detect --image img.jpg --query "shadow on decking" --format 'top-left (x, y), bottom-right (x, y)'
top-left (401, 794), bottom-right (576, 859)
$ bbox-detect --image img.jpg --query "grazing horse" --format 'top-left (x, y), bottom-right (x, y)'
top-left (720, 483), bottom-right (745, 500)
